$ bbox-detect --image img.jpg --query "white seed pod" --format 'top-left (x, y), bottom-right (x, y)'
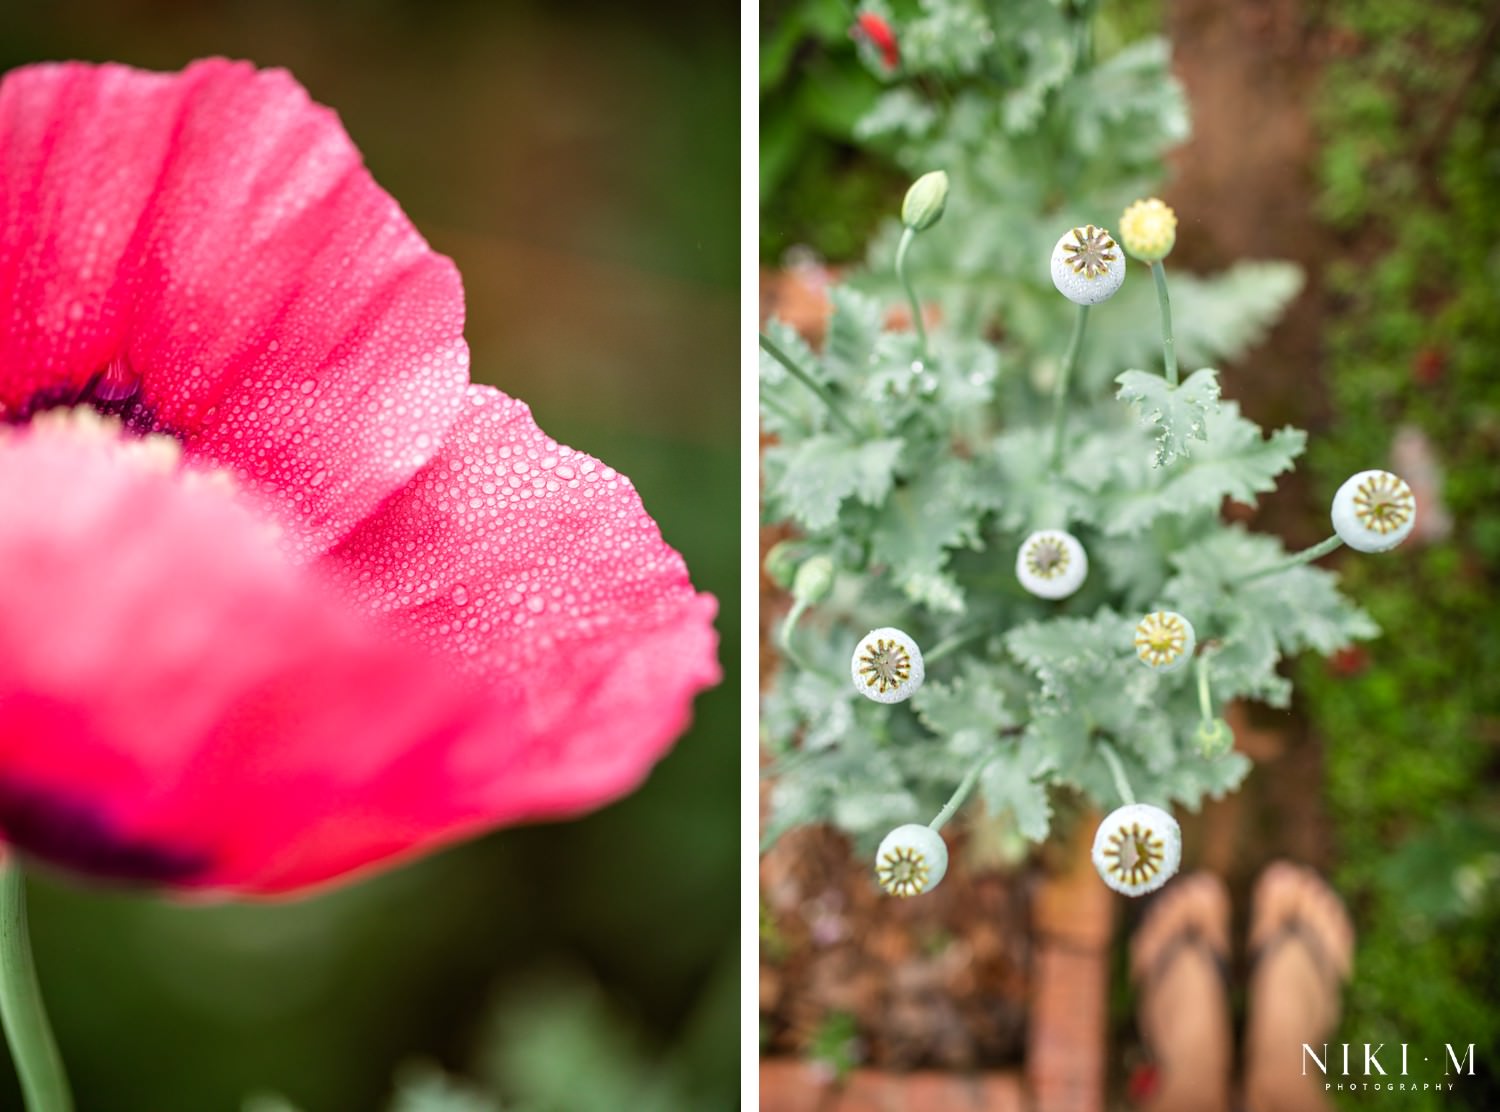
top-left (850, 627), bottom-right (925, 703)
top-left (1092, 803), bottom-right (1182, 897)
top-left (1134, 610), bottom-right (1196, 673)
top-left (1050, 224), bottom-right (1126, 305)
top-left (1016, 530), bottom-right (1088, 599)
top-left (875, 823), bottom-right (948, 898)
top-left (1331, 469), bottom-right (1416, 553)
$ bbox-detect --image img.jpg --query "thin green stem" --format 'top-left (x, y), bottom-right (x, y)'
top-left (1238, 534), bottom-right (1345, 584)
top-left (924, 628), bottom-right (984, 664)
top-left (1098, 741), bottom-right (1136, 808)
top-left (1049, 304), bottom-right (1091, 472)
top-left (0, 864), bottom-right (72, 1112)
top-left (895, 227), bottom-right (930, 363)
top-left (757, 386), bottom-right (804, 432)
top-left (776, 598), bottom-right (821, 676)
top-left (1196, 654), bottom-right (1214, 723)
top-left (1151, 261), bottom-right (1178, 386)
top-left (758, 332), bottom-right (860, 436)
top-left (929, 755), bottom-right (993, 831)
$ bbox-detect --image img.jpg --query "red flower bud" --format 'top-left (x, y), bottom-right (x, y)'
top-left (1328, 646), bottom-right (1369, 678)
top-left (852, 13), bottom-right (900, 70)
top-left (1413, 346), bottom-right (1447, 386)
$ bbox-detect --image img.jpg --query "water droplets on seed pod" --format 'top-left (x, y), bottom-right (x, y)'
top-left (1092, 804), bottom-right (1182, 896)
top-left (850, 627), bottom-right (925, 703)
top-left (1134, 611), bottom-right (1195, 673)
top-left (1050, 224), bottom-right (1126, 305)
top-left (1016, 530), bottom-right (1088, 600)
top-left (1330, 470), bottom-right (1416, 553)
top-left (875, 823), bottom-right (948, 898)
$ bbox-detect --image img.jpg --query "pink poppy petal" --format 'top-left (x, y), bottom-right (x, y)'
top-left (323, 385), bottom-right (721, 825)
top-left (0, 59), bottom-right (469, 557)
top-left (0, 417), bottom-right (510, 895)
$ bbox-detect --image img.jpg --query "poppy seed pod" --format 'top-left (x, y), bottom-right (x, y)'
top-left (1092, 803), bottom-right (1182, 896)
top-left (1050, 224), bottom-right (1126, 305)
top-left (1134, 611), bottom-right (1196, 673)
top-left (875, 823), bottom-right (948, 897)
top-left (1331, 470), bottom-right (1417, 553)
top-left (1016, 530), bottom-right (1088, 600)
top-left (850, 627), bottom-right (925, 703)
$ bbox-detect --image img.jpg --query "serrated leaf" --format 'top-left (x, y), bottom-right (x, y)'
top-left (823, 287), bottom-right (887, 385)
top-left (832, 788), bottom-right (924, 834)
top-left (899, 569), bottom-right (967, 614)
top-left (989, 426), bottom-right (1090, 530)
top-left (1115, 367), bottom-right (1222, 467)
top-left (1022, 708), bottom-right (1085, 781)
top-left (1171, 263), bottom-right (1304, 368)
top-left (1005, 610), bottom-right (1135, 701)
top-left (898, 0), bottom-right (994, 76)
top-left (762, 434), bottom-right (903, 530)
top-left (759, 317), bottom-right (830, 437)
top-left (1162, 750), bottom-right (1254, 807)
top-left (762, 668), bottom-right (859, 753)
top-left (1088, 263), bottom-right (1304, 390)
top-left (1163, 525), bottom-right (1379, 669)
top-left (979, 744), bottom-right (1052, 842)
top-left (868, 455), bottom-right (987, 611)
top-left (912, 663), bottom-right (1019, 754)
top-left (1101, 403), bottom-right (1306, 535)
top-left (854, 88), bottom-right (939, 142)
top-left (388, 1067), bottom-right (500, 1112)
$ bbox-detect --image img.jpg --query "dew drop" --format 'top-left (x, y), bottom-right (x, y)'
top-left (451, 583), bottom-right (469, 606)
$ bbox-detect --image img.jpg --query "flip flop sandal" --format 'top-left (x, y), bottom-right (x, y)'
top-left (1247, 913), bottom-right (1350, 991)
top-left (1129, 918), bottom-right (1233, 1107)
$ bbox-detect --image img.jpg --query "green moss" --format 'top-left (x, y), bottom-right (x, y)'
top-left (1307, 1), bottom-right (1500, 1107)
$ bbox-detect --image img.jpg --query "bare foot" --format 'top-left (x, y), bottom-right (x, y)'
top-left (1243, 861), bottom-right (1355, 1112)
top-left (1129, 873), bottom-right (1234, 1112)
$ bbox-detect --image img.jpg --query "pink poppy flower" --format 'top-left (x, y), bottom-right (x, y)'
top-left (0, 59), bottom-right (719, 896)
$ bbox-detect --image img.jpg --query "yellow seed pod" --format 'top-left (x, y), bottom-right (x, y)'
top-left (1119, 198), bottom-right (1177, 262)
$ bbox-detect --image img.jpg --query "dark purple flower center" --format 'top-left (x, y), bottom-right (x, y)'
top-left (4, 354), bottom-right (166, 437)
top-left (0, 778), bottom-right (208, 885)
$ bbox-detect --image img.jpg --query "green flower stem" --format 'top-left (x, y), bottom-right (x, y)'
top-left (1196, 654), bottom-right (1214, 723)
top-left (894, 227), bottom-right (930, 364)
top-left (929, 755), bottom-right (993, 832)
top-left (1049, 304), bottom-right (1090, 472)
top-left (776, 598), bottom-right (823, 676)
top-left (1098, 741), bottom-right (1136, 807)
top-left (0, 863), bottom-right (73, 1112)
top-left (924, 628), bottom-right (983, 664)
top-left (758, 332), bottom-right (860, 436)
top-left (757, 387), bottom-right (805, 432)
top-left (1238, 534), bottom-right (1345, 584)
top-left (1151, 261), bottom-right (1178, 386)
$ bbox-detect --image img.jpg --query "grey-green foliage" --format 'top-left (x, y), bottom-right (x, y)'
top-left (761, 0), bottom-right (1376, 856)
top-left (850, 0), bottom-right (1299, 385)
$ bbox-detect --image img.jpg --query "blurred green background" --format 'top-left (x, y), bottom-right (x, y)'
top-left (0, 1), bottom-right (738, 1109)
